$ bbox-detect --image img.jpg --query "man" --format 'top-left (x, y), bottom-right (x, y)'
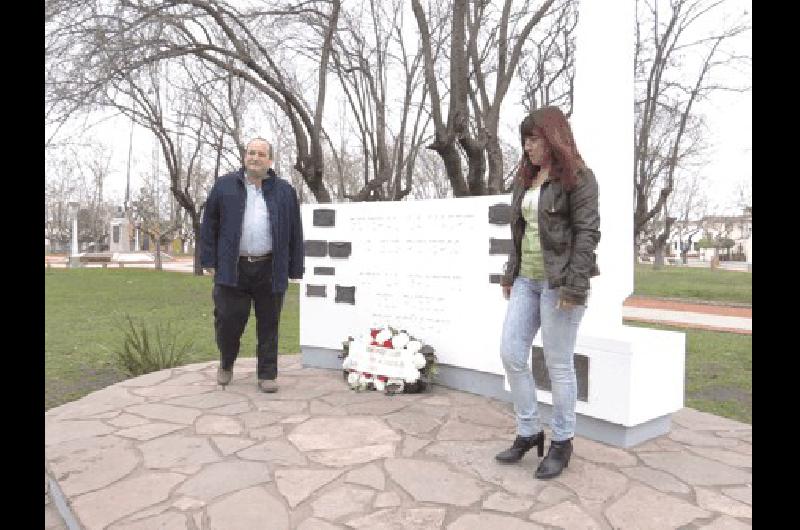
top-left (200, 138), bottom-right (304, 392)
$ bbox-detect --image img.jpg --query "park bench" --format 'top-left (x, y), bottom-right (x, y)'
top-left (79, 253), bottom-right (113, 263)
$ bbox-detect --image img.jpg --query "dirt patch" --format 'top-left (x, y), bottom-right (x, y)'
top-left (692, 386), bottom-right (751, 405)
top-left (46, 363), bottom-right (130, 410)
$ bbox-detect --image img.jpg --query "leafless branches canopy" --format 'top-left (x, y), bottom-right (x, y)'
top-left (412, 0), bottom-right (570, 196)
top-left (47, 0), bottom-right (341, 204)
top-left (633, 0), bottom-right (750, 265)
top-left (46, 0), bottom-right (747, 259)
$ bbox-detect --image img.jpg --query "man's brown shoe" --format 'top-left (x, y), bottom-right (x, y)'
top-left (258, 379), bottom-right (278, 393)
top-left (217, 367), bottom-right (233, 387)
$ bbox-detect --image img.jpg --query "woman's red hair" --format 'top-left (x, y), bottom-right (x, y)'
top-left (516, 106), bottom-right (586, 191)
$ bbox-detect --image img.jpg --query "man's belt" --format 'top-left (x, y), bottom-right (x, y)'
top-left (240, 254), bottom-right (272, 262)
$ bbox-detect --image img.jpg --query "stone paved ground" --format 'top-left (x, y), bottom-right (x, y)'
top-left (45, 356), bottom-right (752, 529)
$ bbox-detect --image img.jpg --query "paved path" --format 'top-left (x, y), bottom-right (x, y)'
top-left (623, 296), bottom-right (752, 334)
top-left (45, 356), bottom-right (752, 529)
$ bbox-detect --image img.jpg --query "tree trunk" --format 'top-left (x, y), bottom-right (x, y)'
top-left (436, 143), bottom-right (468, 197)
top-left (486, 137), bottom-right (505, 194)
top-left (460, 136), bottom-right (486, 195)
top-left (653, 242), bottom-right (665, 270)
top-left (298, 162), bottom-right (331, 203)
top-left (154, 231), bottom-right (162, 271)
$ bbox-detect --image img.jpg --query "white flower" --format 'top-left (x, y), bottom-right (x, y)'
top-left (376, 329), bottom-right (392, 344)
top-left (405, 340), bottom-right (422, 354)
top-left (347, 372), bottom-right (360, 387)
top-left (404, 366), bottom-right (420, 384)
top-left (392, 332), bottom-right (410, 349)
top-left (399, 346), bottom-right (413, 362)
top-left (413, 352), bottom-right (426, 369)
top-left (374, 379), bottom-right (386, 392)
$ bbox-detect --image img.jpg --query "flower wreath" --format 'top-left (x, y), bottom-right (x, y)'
top-left (340, 327), bottom-right (438, 394)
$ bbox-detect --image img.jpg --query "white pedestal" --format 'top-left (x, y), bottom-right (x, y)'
top-left (299, 196), bottom-right (685, 448)
top-left (300, 0), bottom-right (680, 448)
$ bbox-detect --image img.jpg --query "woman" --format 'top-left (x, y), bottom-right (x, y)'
top-left (495, 106), bottom-right (600, 480)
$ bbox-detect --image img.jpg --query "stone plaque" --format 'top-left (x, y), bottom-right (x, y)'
top-left (306, 285), bottom-right (327, 297)
top-left (488, 203), bottom-right (512, 225)
top-left (313, 209), bottom-right (336, 227)
top-left (304, 240), bottom-right (327, 257)
top-left (489, 238), bottom-right (514, 255)
top-left (531, 346), bottom-right (589, 402)
top-left (329, 241), bottom-right (352, 258)
top-left (335, 285), bottom-right (356, 304)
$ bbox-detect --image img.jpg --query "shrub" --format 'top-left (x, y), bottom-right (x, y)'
top-left (115, 315), bottom-right (193, 376)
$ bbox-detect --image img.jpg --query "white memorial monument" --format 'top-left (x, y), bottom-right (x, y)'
top-left (109, 207), bottom-right (131, 253)
top-left (299, 0), bottom-right (685, 447)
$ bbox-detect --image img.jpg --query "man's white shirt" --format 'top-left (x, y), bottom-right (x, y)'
top-left (239, 180), bottom-right (273, 256)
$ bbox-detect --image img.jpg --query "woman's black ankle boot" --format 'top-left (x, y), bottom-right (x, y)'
top-left (495, 431), bottom-right (545, 463)
top-left (535, 438), bottom-right (573, 479)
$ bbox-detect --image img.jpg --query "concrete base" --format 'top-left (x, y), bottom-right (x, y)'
top-left (302, 346), bottom-right (672, 448)
top-left (302, 346), bottom-right (346, 370)
top-left (68, 256), bottom-right (82, 268)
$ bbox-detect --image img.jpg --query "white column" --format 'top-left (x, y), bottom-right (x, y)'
top-left (570, 0), bottom-right (635, 334)
top-left (71, 218), bottom-right (78, 257)
top-left (68, 217), bottom-right (81, 268)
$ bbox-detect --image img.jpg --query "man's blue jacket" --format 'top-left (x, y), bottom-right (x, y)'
top-left (200, 167), bottom-right (304, 292)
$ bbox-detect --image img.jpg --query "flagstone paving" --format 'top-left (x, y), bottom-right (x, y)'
top-left (45, 356), bottom-right (753, 529)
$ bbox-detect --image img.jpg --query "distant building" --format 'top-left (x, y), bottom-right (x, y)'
top-left (667, 208), bottom-right (752, 262)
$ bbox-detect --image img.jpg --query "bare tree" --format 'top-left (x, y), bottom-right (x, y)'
top-left (411, 0), bottom-right (558, 197)
top-left (69, 144), bottom-right (115, 251)
top-left (732, 176), bottom-right (751, 213)
top-left (516, 0), bottom-right (577, 116)
top-left (645, 169), bottom-right (707, 268)
top-left (671, 171), bottom-right (707, 264)
top-left (46, 0), bottom-right (342, 203)
top-left (130, 168), bottom-right (181, 262)
top-left (327, 0), bottom-right (432, 201)
top-left (633, 0), bottom-right (751, 259)
top-left (45, 157), bottom-right (83, 253)
top-left (99, 62), bottom-right (215, 273)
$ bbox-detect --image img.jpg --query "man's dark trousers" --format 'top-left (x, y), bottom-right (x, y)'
top-left (213, 257), bottom-right (285, 381)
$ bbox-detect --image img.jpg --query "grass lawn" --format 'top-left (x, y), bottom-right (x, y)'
top-left (45, 269), bottom-right (299, 409)
top-left (634, 264), bottom-right (751, 305)
top-left (47, 268), bottom-right (751, 425)
top-left (626, 321), bottom-right (752, 424)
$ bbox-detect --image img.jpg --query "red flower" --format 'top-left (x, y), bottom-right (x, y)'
top-left (370, 340), bottom-right (379, 346)
top-left (370, 329), bottom-right (380, 339)
top-left (363, 372), bottom-right (373, 378)
top-left (377, 376), bottom-right (388, 382)
top-left (382, 340), bottom-right (393, 348)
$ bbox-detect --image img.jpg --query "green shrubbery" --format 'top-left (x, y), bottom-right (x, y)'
top-left (115, 314), bottom-right (193, 376)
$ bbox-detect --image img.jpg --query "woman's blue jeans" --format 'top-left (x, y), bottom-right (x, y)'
top-left (500, 276), bottom-right (585, 441)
